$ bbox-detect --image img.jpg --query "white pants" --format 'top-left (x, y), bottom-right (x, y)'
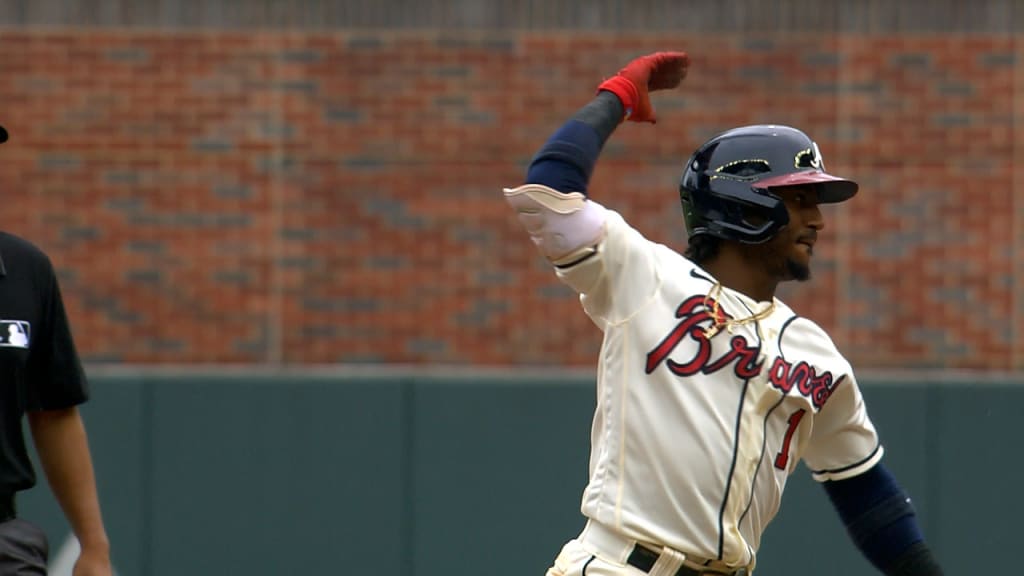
top-left (547, 538), bottom-right (638, 576)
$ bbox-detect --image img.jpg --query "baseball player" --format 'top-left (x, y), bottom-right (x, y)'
top-left (0, 125), bottom-right (112, 575)
top-left (504, 52), bottom-right (943, 575)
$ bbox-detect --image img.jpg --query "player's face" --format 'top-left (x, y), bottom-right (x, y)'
top-left (760, 185), bottom-right (825, 282)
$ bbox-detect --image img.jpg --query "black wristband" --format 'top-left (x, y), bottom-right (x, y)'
top-left (572, 91), bottom-right (624, 146)
top-left (884, 542), bottom-right (944, 576)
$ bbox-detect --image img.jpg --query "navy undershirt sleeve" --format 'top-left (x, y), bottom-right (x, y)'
top-left (525, 91), bottom-right (624, 195)
top-left (823, 462), bottom-right (925, 572)
top-left (525, 121), bottom-right (603, 193)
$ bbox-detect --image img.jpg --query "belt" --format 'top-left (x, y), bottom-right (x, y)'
top-left (628, 544), bottom-right (748, 576)
top-left (0, 493), bottom-right (15, 522)
top-left (580, 521), bottom-right (750, 576)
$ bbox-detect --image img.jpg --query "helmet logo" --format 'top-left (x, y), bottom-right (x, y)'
top-left (795, 142), bottom-right (825, 170)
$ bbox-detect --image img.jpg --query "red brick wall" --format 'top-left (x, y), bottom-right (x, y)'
top-left (0, 30), bottom-right (1019, 368)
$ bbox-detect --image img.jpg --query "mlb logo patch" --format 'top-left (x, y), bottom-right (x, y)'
top-left (0, 321), bottom-right (30, 349)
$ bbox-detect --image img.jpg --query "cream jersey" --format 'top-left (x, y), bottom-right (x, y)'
top-left (544, 201), bottom-right (882, 569)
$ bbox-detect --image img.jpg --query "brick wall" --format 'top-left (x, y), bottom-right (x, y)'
top-left (0, 29), bottom-right (1020, 368)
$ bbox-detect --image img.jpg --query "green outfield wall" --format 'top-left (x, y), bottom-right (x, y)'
top-left (18, 370), bottom-right (1021, 575)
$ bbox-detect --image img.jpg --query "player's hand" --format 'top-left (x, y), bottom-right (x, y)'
top-left (597, 51), bottom-right (689, 124)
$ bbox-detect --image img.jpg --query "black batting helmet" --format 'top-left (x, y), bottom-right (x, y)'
top-left (679, 125), bottom-right (857, 244)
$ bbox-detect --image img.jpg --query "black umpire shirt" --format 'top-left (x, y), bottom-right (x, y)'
top-left (0, 231), bottom-right (88, 493)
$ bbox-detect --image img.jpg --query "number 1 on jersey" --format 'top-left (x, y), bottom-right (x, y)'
top-left (774, 408), bottom-right (806, 471)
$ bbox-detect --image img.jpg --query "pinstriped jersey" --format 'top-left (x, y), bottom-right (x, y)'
top-left (554, 203), bottom-right (883, 569)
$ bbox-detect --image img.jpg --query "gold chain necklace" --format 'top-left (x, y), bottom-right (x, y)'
top-left (702, 282), bottom-right (776, 339)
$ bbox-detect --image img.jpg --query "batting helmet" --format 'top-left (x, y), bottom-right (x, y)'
top-left (679, 125), bottom-right (857, 244)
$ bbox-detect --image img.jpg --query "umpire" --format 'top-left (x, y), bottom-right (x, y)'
top-left (0, 125), bottom-right (112, 575)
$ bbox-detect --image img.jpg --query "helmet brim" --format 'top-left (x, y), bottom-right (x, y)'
top-left (757, 170), bottom-right (858, 204)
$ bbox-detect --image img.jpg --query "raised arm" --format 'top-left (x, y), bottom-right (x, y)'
top-left (504, 52), bottom-right (689, 267)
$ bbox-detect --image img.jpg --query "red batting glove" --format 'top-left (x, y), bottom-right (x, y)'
top-left (597, 51), bottom-right (689, 124)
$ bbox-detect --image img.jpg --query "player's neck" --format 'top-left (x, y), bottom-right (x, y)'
top-left (700, 255), bottom-right (778, 303)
